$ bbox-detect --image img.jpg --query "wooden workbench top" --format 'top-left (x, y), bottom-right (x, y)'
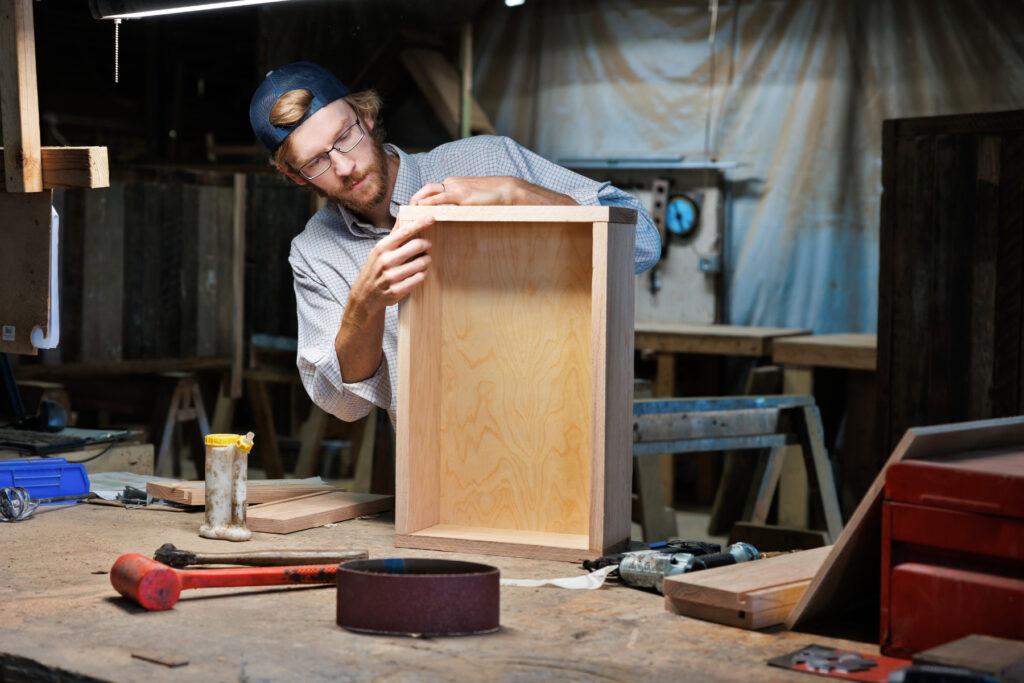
top-left (635, 322), bottom-right (811, 357)
top-left (772, 333), bottom-right (877, 371)
top-left (1, 503), bottom-right (871, 681)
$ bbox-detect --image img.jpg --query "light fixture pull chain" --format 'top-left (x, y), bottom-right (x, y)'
top-left (114, 18), bottom-right (121, 84)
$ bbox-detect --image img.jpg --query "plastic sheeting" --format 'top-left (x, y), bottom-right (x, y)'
top-left (475, 0), bottom-right (1024, 332)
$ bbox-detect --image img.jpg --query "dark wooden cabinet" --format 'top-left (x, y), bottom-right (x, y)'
top-left (878, 110), bottom-right (1024, 457)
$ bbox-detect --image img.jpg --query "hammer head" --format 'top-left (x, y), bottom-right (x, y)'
top-left (110, 553), bottom-right (182, 610)
top-left (153, 543), bottom-right (195, 568)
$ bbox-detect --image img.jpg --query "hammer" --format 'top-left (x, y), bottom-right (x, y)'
top-left (110, 553), bottom-right (341, 610)
top-left (154, 543), bottom-right (367, 568)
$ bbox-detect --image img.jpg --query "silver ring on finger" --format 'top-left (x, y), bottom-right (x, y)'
top-left (440, 182), bottom-right (446, 193)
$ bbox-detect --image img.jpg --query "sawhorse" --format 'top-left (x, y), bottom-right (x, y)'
top-left (633, 394), bottom-right (844, 543)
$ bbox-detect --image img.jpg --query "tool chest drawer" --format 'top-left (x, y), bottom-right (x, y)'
top-left (882, 562), bottom-right (1024, 657)
top-left (880, 451), bottom-right (1024, 657)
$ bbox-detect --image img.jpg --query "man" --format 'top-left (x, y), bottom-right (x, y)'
top-left (249, 62), bottom-right (660, 425)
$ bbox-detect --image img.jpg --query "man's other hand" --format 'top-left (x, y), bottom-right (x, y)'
top-left (350, 214), bottom-right (435, 315)
top-left (410, 176), bottom-right (577, 207)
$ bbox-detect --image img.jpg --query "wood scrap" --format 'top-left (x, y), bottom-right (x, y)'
top-left (247, 490), bottom-right (394, 534)
top-left (145, 479), bottom-right (336, 507)
top-left (0, 146), bottom-right (109, 190)
top-left (664, 545), bottom-right (832, 629)
top-left (913, 635), bottom-right (1024, 680)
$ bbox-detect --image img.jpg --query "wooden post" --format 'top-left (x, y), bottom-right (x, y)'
top-left (459, 22), bottom-right (472, 139)
top-left (0, 0), bottom-right (41, 193)
top-left (230, 174), bottom-right (246, 398)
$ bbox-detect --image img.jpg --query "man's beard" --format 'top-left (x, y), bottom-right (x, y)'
top-left (311, 135), bottom-right (389, 217)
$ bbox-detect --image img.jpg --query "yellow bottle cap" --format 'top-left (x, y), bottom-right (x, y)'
top-left (204, 433), bottom-right (240, 447)
top-left (235, 432), bottom-right (255, 453)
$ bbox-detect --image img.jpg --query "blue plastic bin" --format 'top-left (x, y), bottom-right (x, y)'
top-left (0, 458), bottom-right (90, 504)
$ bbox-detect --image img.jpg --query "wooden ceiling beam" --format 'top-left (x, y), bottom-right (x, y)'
top-left (0, 146), bottom-right (109, 190)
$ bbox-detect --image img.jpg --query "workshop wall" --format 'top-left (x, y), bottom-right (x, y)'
top-left (475, 0), bottom-right (1024, 333)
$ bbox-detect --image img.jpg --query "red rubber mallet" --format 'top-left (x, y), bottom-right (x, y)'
top-left (110, 553), bottom-right (340, 610)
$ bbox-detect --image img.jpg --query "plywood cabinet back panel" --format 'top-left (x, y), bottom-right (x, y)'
top-left (438, 221), bottom-right (592, 535)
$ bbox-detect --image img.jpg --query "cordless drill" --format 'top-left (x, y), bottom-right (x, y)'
top-left (583, 540), bottom-right (761, 594)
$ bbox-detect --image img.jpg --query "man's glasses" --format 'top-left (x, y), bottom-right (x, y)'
top-left (297, 119), bottom-right (365, 180)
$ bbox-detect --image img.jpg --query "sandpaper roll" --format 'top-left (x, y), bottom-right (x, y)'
top-left (336, 558), bottom-right (500, 636)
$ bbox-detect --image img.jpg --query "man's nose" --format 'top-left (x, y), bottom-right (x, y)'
top-left (329, 148), bottom-right (355, 176)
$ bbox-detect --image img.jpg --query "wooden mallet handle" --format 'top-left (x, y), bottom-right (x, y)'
top-left (154, 543), bottom-right (367, 568)
top-left (110, 553), bottom-right (340, 610)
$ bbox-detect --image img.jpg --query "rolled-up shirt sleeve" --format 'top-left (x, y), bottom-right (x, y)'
top-left (494, 137), bottom-right (661, 274)
top-left (290, 248), bottom-right (390, 422)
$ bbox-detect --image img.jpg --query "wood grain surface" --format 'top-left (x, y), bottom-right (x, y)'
top-left (634, 322), bottom-right (810, 357)
top-left (145, 479), bottom-right (337, 507)
top-left (0, 191), bottom-right (52, 354)
top-left (437, 221), bottom-right (592, 535)
top-left (397, 204), bottom-right (636, 225)
top-left (396, 206), bottom-right (635, 557)
top-left (0, 146), bottom-right (108, 190)
top-left (0, 0), bottom-right (41, 192)
top-left (664, 546), bottom-right (831, 630)
top-left (771, 333), bottom-right (877, 371)
top-left (590, 221), bottom-right (634, 552)
top-left (246, 490), bottom-right (394, 534)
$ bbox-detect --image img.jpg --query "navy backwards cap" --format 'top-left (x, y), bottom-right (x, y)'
top-left (249, 62), bottom-right (350, 154)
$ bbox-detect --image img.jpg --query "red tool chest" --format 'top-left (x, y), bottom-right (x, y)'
top-left (880, 447), bottom-right (1024, 657)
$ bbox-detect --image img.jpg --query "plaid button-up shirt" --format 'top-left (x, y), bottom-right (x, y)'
top-left (289, 135), bottom-right (660, 425)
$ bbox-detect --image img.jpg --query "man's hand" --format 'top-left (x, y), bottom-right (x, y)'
top-left (350, 214), bottom-right (435, 315)
top-left (334, 215), bottom-right (435, 383)
top-left (409, 176), bottom-right (578, 207)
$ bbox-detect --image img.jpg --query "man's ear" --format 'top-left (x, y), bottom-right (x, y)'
top-left (276, 163), bottom-right (309, 186)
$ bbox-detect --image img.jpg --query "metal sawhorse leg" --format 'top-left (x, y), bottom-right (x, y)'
top-left (632, 395), bottom-right (844, 543)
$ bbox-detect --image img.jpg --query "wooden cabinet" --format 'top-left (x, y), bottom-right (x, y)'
top-left (878, 110), bottom-right (1024, 458)
top-left (394, 206), bottom-right (636, 561)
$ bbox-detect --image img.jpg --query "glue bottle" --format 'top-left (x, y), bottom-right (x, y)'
top-left (199, 432), bottom-right (255, 541)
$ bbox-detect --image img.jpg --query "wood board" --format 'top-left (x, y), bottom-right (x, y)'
top-left (771, 333), bottom-right (877, 371)
top-left (913, 635), bottom-right (1024, 679)
top-left (634, 322), bottom-right (810, 357)
top-left (399, 48), bottom-right (496, 140)
top-left (0, 191), bottom-right (52, 354)
top-left (786, 415), bottom-right (1024, 630)
top-left (877, 110), bottom-right (1024, 460)
top-left (664, 546), bottom-right (832, 630)
top-left (246, 490), bottom-right (394, 534)
top-left (0, 146), bottom-right (108, 190)
top-left (145, 479), bottom-right (337, 507)
top-left (395, 206), bottom-right (634, 561)
top-left (0, 0), bottom-right (41, 192)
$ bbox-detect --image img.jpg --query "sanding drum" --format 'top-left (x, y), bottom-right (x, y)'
top-left (336, 559), bottom-right (500, 636)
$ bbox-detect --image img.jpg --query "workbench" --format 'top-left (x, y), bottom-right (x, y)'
top-left (771, 334), bottom-right (878, 518)
top-left (1, 503), bottom-right (871, 681)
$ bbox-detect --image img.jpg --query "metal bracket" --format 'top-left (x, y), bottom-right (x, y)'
top-left (647, 177), bottom-right (671, 294)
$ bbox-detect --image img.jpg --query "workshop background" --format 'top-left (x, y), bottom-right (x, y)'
top-left (29, 0), bottom-right (1024, 348)
top-left (3, 1), bottom-right (1024, 678)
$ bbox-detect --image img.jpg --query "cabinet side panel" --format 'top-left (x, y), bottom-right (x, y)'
top-left (396, 220), bottom-right (442, 533)
top-left (591, 221), bottom-right (635, 552)
top-left (438, 221), bottom-right (592, 535)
